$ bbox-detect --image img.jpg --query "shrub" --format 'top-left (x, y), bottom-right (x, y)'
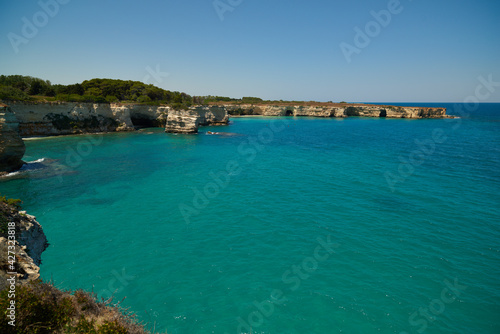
top-left (106, 95), bottom-right (119, 103)
top-left (0, 280), bottom-right (76, 334)
top-left (137, 95), bottom-right (152, 103)
top-left (0, 85), bottom-right (31, 101)
top-left (0, 195), bottom-right (22, 209)
top-left (0, 280), bottom-right (159, 334)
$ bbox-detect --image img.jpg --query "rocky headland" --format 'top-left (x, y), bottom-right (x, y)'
top-left (222, 102), bottom-right (448, 118)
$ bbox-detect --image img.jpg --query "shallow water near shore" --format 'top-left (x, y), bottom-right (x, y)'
top-left (1, 103), bottom-right (499, 333)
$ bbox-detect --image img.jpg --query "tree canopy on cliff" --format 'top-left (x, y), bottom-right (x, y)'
top-left (0, 75), bottom-right (54, 101)
top-left (0, 75), bottom-right (195, 108)
top-left (0, 74), bottom-right (330, 107)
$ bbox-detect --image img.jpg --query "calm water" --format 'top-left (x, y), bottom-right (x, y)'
top-left (1, 103), bottom-right (499, 333)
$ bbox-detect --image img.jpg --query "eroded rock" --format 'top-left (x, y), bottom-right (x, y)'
top-left (0, 104), bottom-right (25, 174)
top-left (0, 201), bottom-right (49, 290)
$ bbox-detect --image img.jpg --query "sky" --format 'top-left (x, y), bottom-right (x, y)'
top-left (0, 0), bottom-right (499, 102)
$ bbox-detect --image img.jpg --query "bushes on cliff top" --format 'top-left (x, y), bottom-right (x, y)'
top-left (0, 280), bottom-right (159, 334)
top-left (0, 195), bottom-right (22, 209)
top-left (0, 75), bottom-right (53, 99)
top-left (0, 195), bottom-right (22, 240)
top-left (0, 75), bottom-right (196, 108)
top-left (0, 86), bottom-right (32, 101)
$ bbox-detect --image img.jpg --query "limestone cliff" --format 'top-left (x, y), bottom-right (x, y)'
top-left (165, 110), bottom-right (200, 134)
top-left (0, 104), bottom-right (25, 174)
top-left (165, 106), bottom-right (229, 134)
top-left (0, 201), bottom-right (49, 290)
top-left (5, 101), bottom-right (171, 136)
top-left (224, 103), bottom-right (447, 119)
top-left (4, 101), bottom-right (228, 136)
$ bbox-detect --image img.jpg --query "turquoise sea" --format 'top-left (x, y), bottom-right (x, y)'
top-left (1, 103), bottom-right (499, 333)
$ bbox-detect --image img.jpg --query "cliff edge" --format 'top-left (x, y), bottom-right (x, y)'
top-left (0, 200), bottom-right (48, 290)
top-left (4, 101), bottom-right (229, 137)
top-left (0, 104), bottom-right (25, 174)
top-left (223, 103), bottom-right (447, 118)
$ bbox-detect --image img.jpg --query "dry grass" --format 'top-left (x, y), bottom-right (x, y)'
top-left (0, 280), bottom-right (163, 334)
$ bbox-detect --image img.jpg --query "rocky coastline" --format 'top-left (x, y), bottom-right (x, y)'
top-left (0, 200), bottom-right (49, 290)
top-left (0, 100), bottom-right (448, 174)
top-left (222, 103), bottom-right (448, 118)
top-left (4, 101), bottom-right (230, 137)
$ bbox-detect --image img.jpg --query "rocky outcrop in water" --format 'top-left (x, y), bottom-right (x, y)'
top-left (165, 110), bottom-right (200, 134)
top-left (0, 104), bottom-right (26, 174)
top-left (165, 106), bottom-right (229, 134)
top-left (0, 201), bottom-right (49, 290)
top-left (224, 104), bottom-right (447, 118)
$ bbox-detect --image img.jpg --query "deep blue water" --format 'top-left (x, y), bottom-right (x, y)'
top-left (1, 103), bottom-right (499, 333)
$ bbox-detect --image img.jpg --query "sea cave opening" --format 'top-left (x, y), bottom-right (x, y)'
top-left (285, 110), bottom-right (293, 116)
top-left (344, 107), bottom-right (360, 117)
top-left (130, 114), bottom-right (157, 129)
top-left (379, 109), bottom-right (387, 117)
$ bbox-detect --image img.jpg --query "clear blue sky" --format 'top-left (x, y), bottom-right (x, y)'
top-left (1, 0), bottom-right (499, 102)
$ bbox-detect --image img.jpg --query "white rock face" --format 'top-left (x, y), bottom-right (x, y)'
top-left (0, 204), bottom-right (49, 289)
top-left (223, 104), bottom-right (447, 118)
top-left (193, 106), bottom-right (229, 125)
top-left (165, 106), bottom-right (229, 134)
top-left (165, 110), bottom-right (201, 134)
top-left (16, 212), bottom-right (47, 265)
top-left (5, 102), bottom-right (224, 136)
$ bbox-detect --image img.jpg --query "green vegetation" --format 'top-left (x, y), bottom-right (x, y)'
top-left (0, 280), bottom-right (159, 334)
top-left (0, 195), bottom-right (22, 209)
top-left (0, 195), bottom-right (22, 239)
top-left (0, 75), bottom-right (54, 101)
top-left (0, 75), bottom-right (195, 109)
top-left (1, 74), bottom-right (347, 108)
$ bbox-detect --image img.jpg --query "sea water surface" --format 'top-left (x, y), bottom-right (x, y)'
top-left (1, 103), bottom-right (499, 333)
